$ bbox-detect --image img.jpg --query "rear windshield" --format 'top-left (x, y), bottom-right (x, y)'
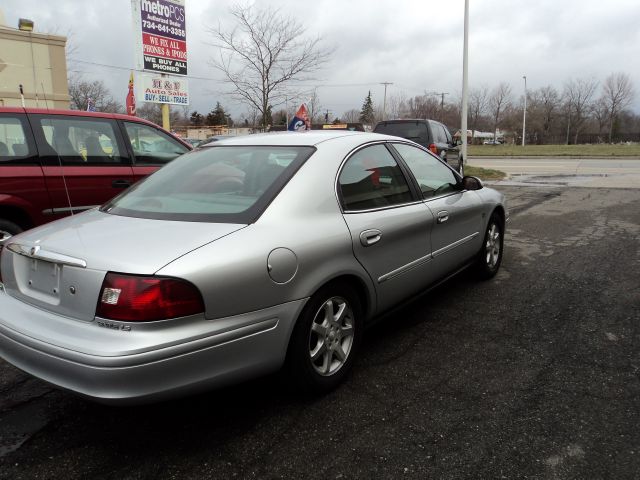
top-left (101, 145), bottom-right (315, 223)
top-left (374, 122), bottom-right (430, 146)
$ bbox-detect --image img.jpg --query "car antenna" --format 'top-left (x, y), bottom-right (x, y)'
top-left (40, 81), bottom-right (49, 111)
top-left (42, 82), bottom-right (75, 216)
top-left (19, 84), bottom-right (26, 108)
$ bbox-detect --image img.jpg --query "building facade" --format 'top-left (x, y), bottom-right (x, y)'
top-left (0, 10), bottom-right (69, 109)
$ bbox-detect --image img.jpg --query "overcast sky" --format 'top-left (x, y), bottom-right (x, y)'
top-left (2, 0), bottom-right (639, 118)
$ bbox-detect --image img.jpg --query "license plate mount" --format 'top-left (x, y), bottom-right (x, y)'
top-left (28, 258), bottom-right (61, 297)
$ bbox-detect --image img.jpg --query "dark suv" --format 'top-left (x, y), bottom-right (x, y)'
top-left (373, 119), bottom-right (462, 173)
top-left (0, 107), bottom-right (191, 243)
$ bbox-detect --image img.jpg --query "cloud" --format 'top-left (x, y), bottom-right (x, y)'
top-left (2, 0), bottom-right (638, 116)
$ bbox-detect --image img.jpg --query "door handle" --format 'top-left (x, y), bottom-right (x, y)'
top-left (360, 229), bottom-right (382, 247)
top-left (437, 211), bottom-right (449, 224)
top-left (112, 179), bottom-right (132, 189)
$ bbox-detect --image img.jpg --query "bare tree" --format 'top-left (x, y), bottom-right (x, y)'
top-left (469, 85), bottom-right (490, 139)
top-left (563, 77), bottom-right (598, 144)
top-left (306, 88), bottom-right (324, 123)
top-left (404, 94), bottom-right (440, 119)
top-left (341, 109), bottom-right (360, 123)
top-left (240, 107), bottom-right (260, 128)
top-left (68, 75), bottom-right (122, 113)
top-left (601, 72), bottom-right (635, 142)
top-left (209, 4), bottom-right (332, 129)
top-left (591, 97), bottom-right (610, 139)
top-left (488, 83), bottom-right (512, 140)
top-left (387, 92), bottom-right (407, 120)
top-left (526, 86), bottom-right (560, 144)
top-left (137, 103), bottom-right (185, 127)
top-left (538, 86), bottom-right (561, 141)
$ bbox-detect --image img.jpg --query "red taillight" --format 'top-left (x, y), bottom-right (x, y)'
top-left (96, 273), bottom-right (204, 322)
top-left (429, 143), bottom-right (438, 154)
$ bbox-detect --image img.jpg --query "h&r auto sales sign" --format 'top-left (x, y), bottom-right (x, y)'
top-left (132, 0), bottom-right (188, 76)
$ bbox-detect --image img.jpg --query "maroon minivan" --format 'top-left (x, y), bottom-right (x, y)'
top-left (0, 107), bottom-right (192, 242)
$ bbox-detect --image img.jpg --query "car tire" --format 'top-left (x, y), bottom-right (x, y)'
top-left (286, 282), bottom-right (362, 394)
top-left (475, 212), bottom-right (504, 279)
top-left (0, 219), bottom-right (23, 244)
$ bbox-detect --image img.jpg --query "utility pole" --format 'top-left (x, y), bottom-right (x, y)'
top-left (380, 81), bottom-right (393, 120)
top-left (438, 92), bottom-right (449, 122)
top-left (522, 75), bottom-right (527, 146)
top-left (460, 0), bottom-right (469, 172)
top-left (324, 109), bottom-right (330, 123)
top-left (427, 91), bottom-right (449, 121)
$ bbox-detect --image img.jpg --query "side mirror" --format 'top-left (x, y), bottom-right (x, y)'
top-left (461, 176), bottom-right (484, 191)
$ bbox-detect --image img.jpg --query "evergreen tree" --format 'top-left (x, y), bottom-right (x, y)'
top-left (190, 111), bottom-right (204, 126)
top-left (359, 91), bottom-right (375, 124)
top-left (206, 102), bottom-right (228, 125)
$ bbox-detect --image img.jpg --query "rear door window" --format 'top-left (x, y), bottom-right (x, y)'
top-left (33, 116), bottom-right (128, 165)
top-left (30, 115), bottom-right (134, 217)
top-left (0, 114), bottom-right (37, 164)
top-left (122, 122), bottom-right (189, 165)
top-left (338, 144), bottom-right (414, 211)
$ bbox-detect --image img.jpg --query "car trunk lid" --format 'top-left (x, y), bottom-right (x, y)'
top-left (1, 209), bottom-right (245, 321)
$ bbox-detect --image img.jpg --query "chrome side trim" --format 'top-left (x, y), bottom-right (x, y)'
top-left (343, 199), bottom-right (423, 214)
top-left (43, 205), bottom-right (98, 215)
top-left (431, 232), bottom-right (480, 258)
top-left (378, 253), bottom-right (432, 284)
top-left (6, 243), bottom-right (87, 268)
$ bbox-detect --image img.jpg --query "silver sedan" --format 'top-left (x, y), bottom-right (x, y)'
top-left (0, 131), bottom-right (507, 403)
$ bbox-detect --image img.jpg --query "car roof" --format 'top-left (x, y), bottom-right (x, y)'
top-left (1, 106), bottom-right (140, 121)
top-left (375, 119), bottom-right (440, 125)
top-left (201, 131), bottom-right (399, 147)
top-left (0, 106), bottom-right (192, 148)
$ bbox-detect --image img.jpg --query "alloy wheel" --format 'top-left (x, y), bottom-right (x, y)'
top-left (485, 222), bottom-right (501, 268)
top-left (308, 296), bottom-right (355, 376)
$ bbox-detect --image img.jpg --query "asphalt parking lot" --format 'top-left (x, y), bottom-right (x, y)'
top-left (1, 183), bottom-right (639, 479)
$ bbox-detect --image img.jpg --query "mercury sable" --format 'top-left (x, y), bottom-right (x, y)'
top-left (0, 131), bottom-right (506, 403)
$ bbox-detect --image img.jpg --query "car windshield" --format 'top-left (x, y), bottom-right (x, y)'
top-left (101, 145), bottom-right (315, 223)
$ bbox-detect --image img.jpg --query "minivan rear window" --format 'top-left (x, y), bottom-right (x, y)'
top-left (102, 145), bottom-right (315, 223)
top-left (35, 116), bottom-right (127, 165)
top-left (374, 122), bottom-right (430, 146)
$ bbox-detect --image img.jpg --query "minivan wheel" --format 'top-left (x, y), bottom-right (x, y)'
top-left (0, 219), bottom-right (23, 244)
top-left (286, 282), bottom-right (362, 394)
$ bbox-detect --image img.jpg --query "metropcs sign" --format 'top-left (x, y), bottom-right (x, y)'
top-left (131, 0), bottom-right (188, 76)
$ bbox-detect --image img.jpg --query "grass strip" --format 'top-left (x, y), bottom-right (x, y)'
top-left (468, 144), bottom-right (640, 157)
top-left (464, 165), bottom-right (507, 180)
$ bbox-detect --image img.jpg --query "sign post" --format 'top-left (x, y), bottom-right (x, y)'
top-left (131, 0), bottom-right (188, 130)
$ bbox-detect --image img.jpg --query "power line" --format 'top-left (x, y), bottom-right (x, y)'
top-left (71, 59), bottom-right (384, 89)
top-left (70, 59), bottom-right (218, 81)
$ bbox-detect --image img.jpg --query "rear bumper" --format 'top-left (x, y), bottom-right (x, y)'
top-left (0, 287), bottom-right (307, 404)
